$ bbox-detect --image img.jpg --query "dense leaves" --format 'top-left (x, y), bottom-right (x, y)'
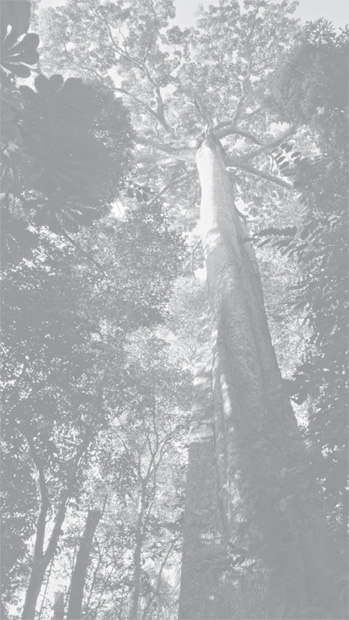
top-left (262, 20), bottom-right (349, 546)
top-left (1, 2), bottom-right (187, 618)
top-left (1, 0), bottom-right (133, 265)
top-left (1, 74), bottom-right (132, 262)
top-left (1, 205), bottom-right (186, 617)
top-left (269, 19), bottom-right (349, 127)
top-left (1, 245), bottom-right (102, 616)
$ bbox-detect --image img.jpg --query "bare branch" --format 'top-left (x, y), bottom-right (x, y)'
top-left (135, 135), bottom-right (194, 161)
top-left (159, 58), bottom-right (182, 86)
top-left (244, 106), bottom-right (263, 118)
top-left (214, 123), bottom-right (262, 145)
top-left (228, 163), bottom-right (294, 189)
top-left (112, 86), bottom-right (166, 125)
top-left (231, 64), bottom-right (252, 125)
top-left (146, 172), bottom-right (193, 207)
top-left (232, 125), bottom-right (297, 164)
top-left (22, 432), bottom-right (50, 560)
top-left (192, 90), bottom-right (214, 127)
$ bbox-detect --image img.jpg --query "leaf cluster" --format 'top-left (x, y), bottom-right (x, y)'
top-left (1, 0), bottom-right (133, 265)
top-left (260, 20), bottom-right (348, 542)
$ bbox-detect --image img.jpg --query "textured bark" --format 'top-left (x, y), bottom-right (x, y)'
top-left (179, 133), bottom-right (347, 620)
top-left (66, 509), bottom-right (101, 620)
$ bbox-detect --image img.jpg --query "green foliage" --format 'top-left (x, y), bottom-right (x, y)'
top-left (1, 3), bottom-right (188, 618)
top-left (112, 197), bottom-right (186, 325)
top-left (20, 331), bottom-right (190, 620)
top-left (262, 20), bottom-right (348, 544)
top-left (1, 241), bottom-right (107, 611)
top-left (269, 19), bottom-right (349, 126)
top-left (1, 204), bottom-right (186, 616)
top-left (1, 0), bottom-right (39, 77)
top-left (1, 0), bottom-right (133, 266)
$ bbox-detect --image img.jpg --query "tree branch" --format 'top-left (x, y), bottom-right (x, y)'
top-left (228, 163), bottom-right (294, 189)
top-left (244, 106), bottom-right (263, 118)
top-left (214, 123), bottom-right (262, 145)
top-left (22, 432), bottom-right (50, 561)
top-left (111, 86), bottom-right (165, 125)
top-left (232, 64), bottom-right (252, 125)
top-left (230, 5), bottom-right (261, 125)
top-left (93, 7), bottom-right (172, 132)
top-left (146, 172), bottom-right (193, 207)
top-left (135, 135), bottom-right (194, 161)
top-left (232, 125), bottom-right (297, 164)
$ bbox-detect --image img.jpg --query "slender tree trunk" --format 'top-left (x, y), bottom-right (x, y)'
top-left (128, 484), bottom-right (147, 620)
top-left (66, 509), bottom-right (101, 620)
top-left (22, 561), bottom-right (50, 620)
top-left (179, 133), bottom-right (347, 619)
top-left (22, 438), bottom-right (89, 620)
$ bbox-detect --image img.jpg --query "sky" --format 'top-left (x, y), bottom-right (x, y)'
top-left (41, 0), bottom-right (349, 29)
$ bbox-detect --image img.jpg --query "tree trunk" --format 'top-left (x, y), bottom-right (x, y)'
top-left (128, 483), bottom-right (147, 620)
top-left (22, 499), bottom-right (68, 620)
top-left (178, 133), bottom-right (347, 619)
top-left (22, 561), bottom-right (50, 620)
top-left (53, 590), bottom-right (64, 619)
top-left (66, 509), bottom-right (101, 620)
